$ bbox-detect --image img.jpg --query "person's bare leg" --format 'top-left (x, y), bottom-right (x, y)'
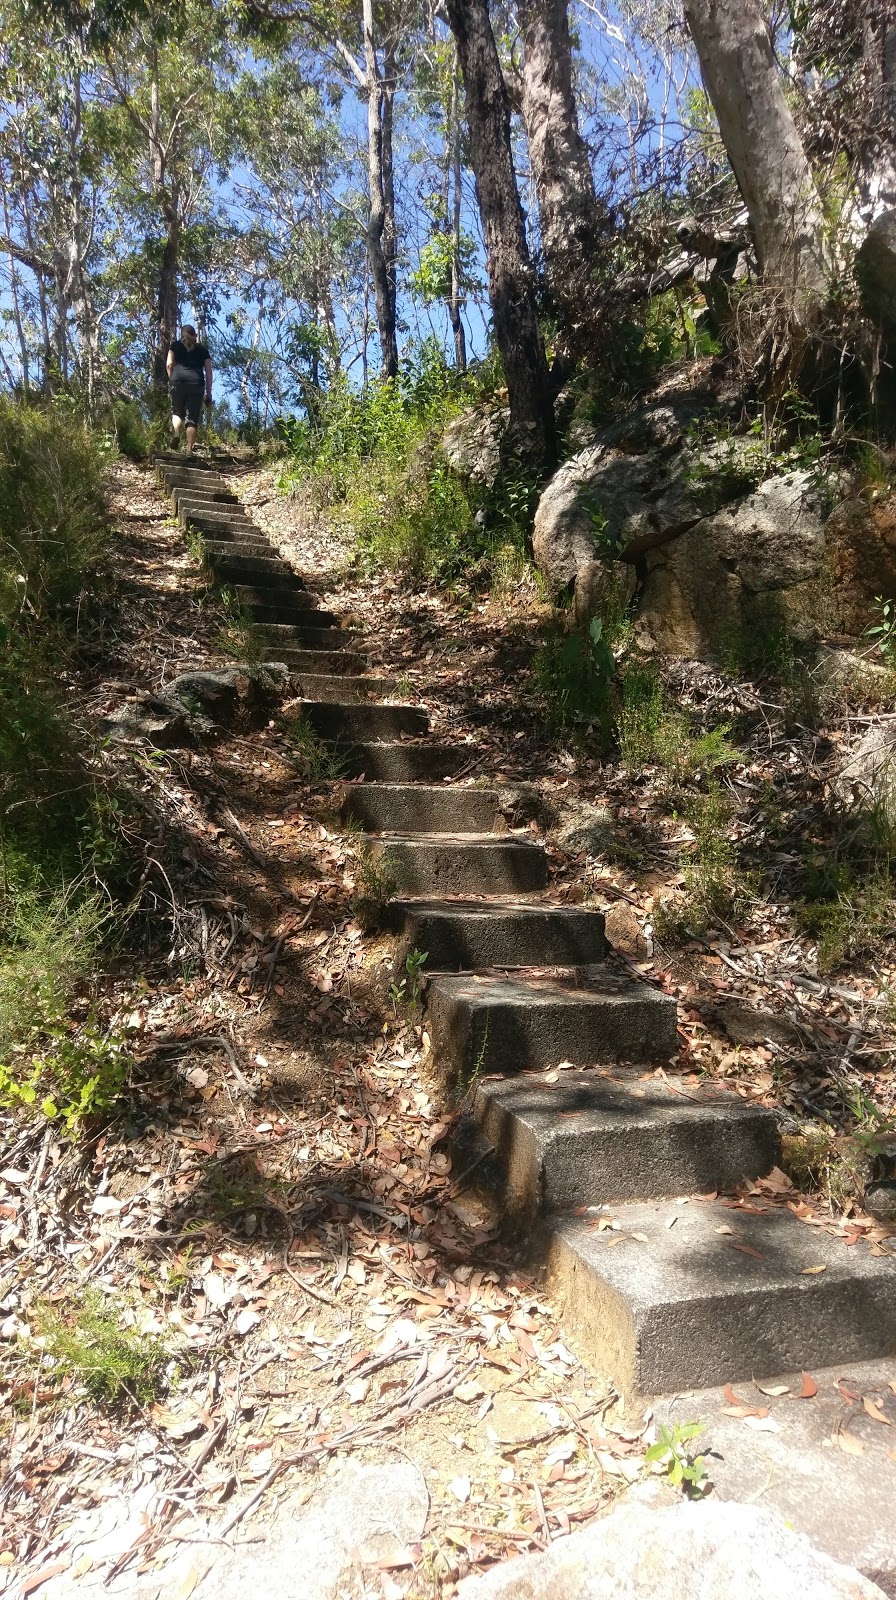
top-left (172, 413), bottom-right (184, 446)
top-left (186, 423), bottom-right (197, 453)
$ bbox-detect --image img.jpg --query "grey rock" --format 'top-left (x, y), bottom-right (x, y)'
top-left (553, 802), bottom-right (613, 856)
top-left (856, 209), bottom-right (896, 336)
top-left (103, 699), bottom-right (190, 747)
top-left (456, 1497), bottom-right (888, 1600)
top-left (192, 1461), bottom-right (429, 1600)
top-left (833, 724), bottom-right (896, 813)
top-left (441, 406), bottom-right (509, 487)
top-left (498, 783), bottom-right (557, 830)
top-left (638, 469), bottom-right (827, 656)
top-left (165, 668), bottom-right (262, 726)
top-left (865, 1180), bottom-right (896, 1227)
top-left (532, 395), bottom-right (746, 590)
top-left (715, 1000), bottom-right (802, 1048)
top-left (573, 559), bottom-right (638, 627)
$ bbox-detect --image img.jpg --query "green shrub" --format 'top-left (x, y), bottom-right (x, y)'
top-left (34, 1292), bottom-right (166, 1407)
top-left (534, 615), bottom-right (616, 736)
top-left (655, 785), bottom-right (748, 941)
top-left (0, 400), bottom-right (124, 1075)
top-left (617, 663), bottom-right (738, 786)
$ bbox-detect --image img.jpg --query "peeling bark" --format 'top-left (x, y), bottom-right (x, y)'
top-left (444, 0), bottom-right (555, 472)
top-left (518, 0), bottom-right (601, 334)
top-left (683, 0), bottom-right (830, 365)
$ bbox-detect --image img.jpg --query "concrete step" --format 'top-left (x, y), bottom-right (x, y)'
top-left (341, 784), bottom-right (501, 835)
top-left (173, 487), bottom-right (242, 506)
top-left (288, 675), bottom-right (396, 703)
top-left (301, 701), bottom-right (429, 742)
top-left (179, 507), bottom-right (258, 532)
top-left (546, 1198), bottom-right (896, 1393)
top-left (247, 623), bottom-right (350, 651)
top-left (239, 594), bottom-right (323, 618)
top-left (473, 1068), bottom-right (780, 1220)
top-left (340, 743), bottom-right (471, 781)
top-left (208, 554), bottom-right (299, 583)
top-left (204, 540), bottom-right (277, 561)
top-left (171, 488), bottom-right (239, 509)
top-left (390, 899), bottom-right (608, 971)
top-left (427, 968), bottom-right (678, 1091)
top-left (262, 649), bottom-right (369, 676)
top-left (158, 467), bottom-right (229, 491)
top-left (174, 490), bottom-right (244, 510)
top-left (368, 833), bottom-right (547, 897)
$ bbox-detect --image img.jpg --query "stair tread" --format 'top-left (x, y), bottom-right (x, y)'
top-left (429, 965), bottom-right (659, 1002)
top-left (552, 1197), bottom-right (895, 1302)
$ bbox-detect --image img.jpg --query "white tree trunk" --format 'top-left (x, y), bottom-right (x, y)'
top-left (518, 0), bottom-right (601, 325)
top-left (683, 0), bottom-right (830, 326)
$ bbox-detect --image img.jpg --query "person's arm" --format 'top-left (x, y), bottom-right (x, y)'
top-left (166, 346), bottom-right (175, 379)
top-left (204, 355), bottom-right (213, 404)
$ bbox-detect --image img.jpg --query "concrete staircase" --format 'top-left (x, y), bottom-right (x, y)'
top-left (154, 452), bottom-right (896, 1398)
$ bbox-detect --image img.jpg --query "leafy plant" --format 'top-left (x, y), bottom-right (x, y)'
top-left (655, 786), bottom-right (749, 941)
top-left (645, 1421), bottom-right (709, 1496)
top-left (34, 1292), bottom-right (167, 1408)
top-left (351, 843), bottom-right (401, 931)
top-left (0, 1018), bottom-right (129, 1133)
top-left (534, 616), bottom-right (616, 735)
top-left (865, 597), bottom-right (896, 666)
top-left (281, 712), bottom-right (346, 780)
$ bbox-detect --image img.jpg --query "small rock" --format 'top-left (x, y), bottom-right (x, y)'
top-left (715, 1002), bottom-right (802, 1048)
top-left (864, 1180), bottom-right (896, 1228)
top-left (498, 784), bottom-right (557, 830)
top-left (553, 802), bottom-right (613, 856)
top-left (603, 900), bottom-right (651, 959)
top-left (456, 1498), bottom-right (887, 1599)
top-left (165, 669), bottom-right (252, 723)
top-left (103, 699), bottom-right (190, 747)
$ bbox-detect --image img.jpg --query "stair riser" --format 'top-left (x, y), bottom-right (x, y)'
top-left (546, 1225), bottom-right (896, 1394)
top-left (204, 542), bottom-right (277, 560)
top-left (251, 626), bottom-right (349, 650)
top-left (182, 515), bottom-right (259, 536)
top-left (371, 839), bottom-right (547, 898)
top-left (428, 989), bottom-right (678, 1092)
top-left (238, 593), bottom-right (324, 616)
top-left (303, 704), bottom-right (429, 742)
top-left (171, 491), bottom-right (240, 510)
top-left (288, 677), bottom-right (396, 703)
top-left (341, 745), bottom-right (471, 782)
top-left (263, 650), bottom-right (369, 676)
top-left (476, 1093), bottom-right (780, 1218)
top-left (392, 906), bottom-right (608, 972)
top-left (209, 559), bottom-right (300, 584)
top-left (342, 786), bottom-right (501, 834)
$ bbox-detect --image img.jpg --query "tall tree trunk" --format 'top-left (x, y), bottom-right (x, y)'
top-left (363, 0), bottom-right (398, 380)
top-left (148, 56), bottom-right (179, 390)
top-left (683, 0), bottom-right (830, 371)
top-left (444, 0), bottom-right (555, 472)
top-left (153, 204), bottom-right (179, 388)
top-left (861, 0), bottom-right (896, 217)
top-left (447, 67), bottom-right (467, 373)
top-left (518, 0), bottom-right (601, 339)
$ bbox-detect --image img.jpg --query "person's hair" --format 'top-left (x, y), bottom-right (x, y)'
top-left (181, 324), bottom-right (197, 337)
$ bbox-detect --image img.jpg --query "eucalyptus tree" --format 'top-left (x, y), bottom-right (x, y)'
top-left (0, 4), bottom-right (117, 400)
top-left (515, 0), bottom-right (602, 340)
top-left (98, 5), bottom-right (238, 386)
top-left (683, 0), bottom-right (830, 378)
top-left (443, 0), bottom-right (555, 471)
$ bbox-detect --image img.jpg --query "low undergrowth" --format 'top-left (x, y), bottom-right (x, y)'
top-left (0, 399), bottom-right (133, 1128)
top-left (34, 1292), bottom-right (168, 1408)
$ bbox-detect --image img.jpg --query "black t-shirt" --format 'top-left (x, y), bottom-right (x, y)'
top-left (169, 339), bottom-right (210, 386)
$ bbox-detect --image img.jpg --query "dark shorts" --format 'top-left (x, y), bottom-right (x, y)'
top-left (170, 382), bottom-right (204, 426)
